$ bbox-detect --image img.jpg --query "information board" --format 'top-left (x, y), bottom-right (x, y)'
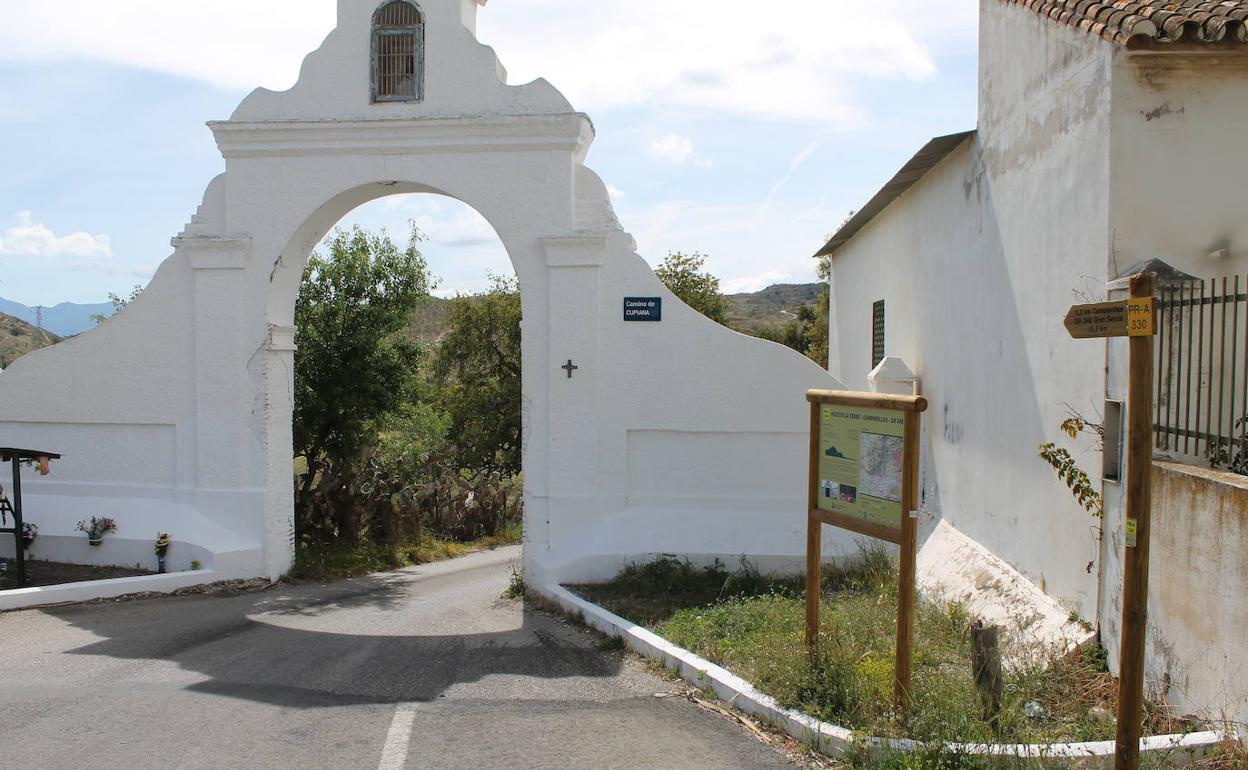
top-left (804, 389), bottom-right (926, 709)
top-left (816, 404), bottom-right (905, 531)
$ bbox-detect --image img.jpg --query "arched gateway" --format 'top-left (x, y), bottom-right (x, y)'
top-left (0, 0), bottom-right (844, 591)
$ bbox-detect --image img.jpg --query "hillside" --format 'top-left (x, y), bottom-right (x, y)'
top-left (400, 282), bottom-right (825, 343)
top-left (723, 282), bottom-right (822, 334)
top-left (1, 281), bottom-right (822, 363)
top-left (0, 312), bottom-right (62, 369)
top-left (405, 295), bottom-right (453, 344)
top-left (0, 297), bottom-right (112, 337)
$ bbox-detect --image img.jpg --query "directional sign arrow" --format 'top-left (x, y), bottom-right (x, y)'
top-left (1065, 300), bottom-right (1129, 339)
top-left (1064, 298), bottom-right (1156, 340)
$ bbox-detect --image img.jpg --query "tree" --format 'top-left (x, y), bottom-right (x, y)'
top-left (432, 274), bottom-right (522, 474)
top-left (804, 212), bottom-right (854, 370)
top-left (804, 285), bottom-right (830, 370)
top-left (655, 251), bottom-right (729, 324)
top-left (90, 284), bottom-right (144, 324)
top-left (293, 223), bottom-right (435, 529)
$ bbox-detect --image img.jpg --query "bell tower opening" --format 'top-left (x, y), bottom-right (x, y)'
top-left (372, 1), bottom-right (425, 102)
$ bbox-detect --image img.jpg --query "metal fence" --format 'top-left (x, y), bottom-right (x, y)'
top-left (1154, 274), bottom-right (1247, 469)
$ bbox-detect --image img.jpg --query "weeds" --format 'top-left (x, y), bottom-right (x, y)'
top-left (506, 562), bottom-right (526, 599)
top-left (289, 522), bottom-right (521, 581)
top-left (596, 635), bottom-right (627, 652)
top-left (573, 550), bottom-right (1205, 750)
top-left (1192, 737), bottom-right (1248, 770)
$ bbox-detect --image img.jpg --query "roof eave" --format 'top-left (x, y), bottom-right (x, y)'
top-left (813, 130), bottom-right (976, 260)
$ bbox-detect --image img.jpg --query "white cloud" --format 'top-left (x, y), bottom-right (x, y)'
top-left (607, 184), bottom-right (626, 200)
top-left (479, 0), bottom-right (979, 124)
top-left (0, 1), bottom-right (337, 92)
top-left (0, 2), bottom-right (977, 123)
top-left (0, 212), bottom-right (112, 259)
top-left (648, 133), bottom-right (695, 165)
top-left (621, 198), bottom-right (830, 291)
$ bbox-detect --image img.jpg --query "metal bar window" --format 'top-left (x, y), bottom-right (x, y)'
top-left (372, 1), bottom-right (424, 102)
top-left (871, 300), bottom-right (886, 370)
top-left (1154, 274), bottom-right (1247, 471)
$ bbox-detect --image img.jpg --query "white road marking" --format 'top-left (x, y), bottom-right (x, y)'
top-left (378, 703), bottom-right (418, 770)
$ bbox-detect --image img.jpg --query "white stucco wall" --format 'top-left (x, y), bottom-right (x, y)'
top-left (0, 0), bottom-right (848, 590)
top-left (1099, 48), bottom-right (1248, 720)
top-left (827, 0), bottom-right (1113, 615)
top-left (1107, 51), bottom-right (1248, 281)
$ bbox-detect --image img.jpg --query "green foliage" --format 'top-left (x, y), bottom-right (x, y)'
top-left (1208, 418), bottom-right (1247, 476)
top-left (289, 524), bottom-right (522, 582)
top-left (294, 224), bottom-right (434, 487)
top-left (433, 274), bottom-right (522, 473)
top-left (753, 292), bottom-right (830, 369)
top-left (655, 251), bottom-right (730, 324)
top-left (573, 556), bottom-right (790, 627)
top-left (288, 223), bottom-right (525, 568)
top-left (373, 402), bottom-right (453, 483)
top-left (596, 635), bottom-right (626, 652)
top-left (507, 562), bottom-right (526, 599)
top-left (871, 745), bottom-right (996, 770)
top-left (1038, 417), bottom-right (1104, 517)
top-left (1038, 443), bottom-right (1103, 517)
top-left (90, 284), bottom-right (144, 324)
top-left (804, 286), bottom-right (830, 369)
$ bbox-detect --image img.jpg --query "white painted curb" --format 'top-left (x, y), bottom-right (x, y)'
top-left (539, 582), bottom-right (1229, 767)
top-left (0, 569), bottom-right (219, 612)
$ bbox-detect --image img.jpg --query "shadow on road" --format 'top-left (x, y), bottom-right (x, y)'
top-left (44, 564), bottom-right (622, 709)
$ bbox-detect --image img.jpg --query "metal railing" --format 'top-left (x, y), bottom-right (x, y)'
top-left (1154, 274), bottom-right (1247, 470)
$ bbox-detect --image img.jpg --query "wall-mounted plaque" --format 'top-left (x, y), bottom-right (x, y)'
top-left (624, 297), bottom-right (662, 322)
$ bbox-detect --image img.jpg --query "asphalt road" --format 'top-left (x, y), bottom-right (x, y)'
top-left (0, 547), bottom-right (799, 769)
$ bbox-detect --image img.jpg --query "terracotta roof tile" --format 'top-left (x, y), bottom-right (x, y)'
top-left (997, 0), bottom-right (1248, 45)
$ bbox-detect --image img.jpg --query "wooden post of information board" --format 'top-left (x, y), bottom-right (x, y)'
top-left (895, 408), bottom-right (921, 707)
top-left (1115, 273), bottom-right (1156, 770)
top-left (806, 400), bottom-right (822, 650)
top-left (1064, 273), bottom-right (1156, 770)
top-left (805, 391), bottom-right (926, 711)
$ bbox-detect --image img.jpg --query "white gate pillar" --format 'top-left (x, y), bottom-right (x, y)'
top-left (537, 234), bottom-right (608, 562)
top-left (179, 235), bottom-right (257, 529)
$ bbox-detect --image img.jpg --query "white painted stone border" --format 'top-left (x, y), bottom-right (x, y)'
top-left (0, 569), bottom-right (218, 612)
top-left (540, 582), bottom-right (1230, 767)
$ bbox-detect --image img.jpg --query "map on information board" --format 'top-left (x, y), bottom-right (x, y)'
top-left (817, 405), bottom-right (905, 531)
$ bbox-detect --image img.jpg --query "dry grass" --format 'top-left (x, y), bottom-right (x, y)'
top-left (288, 522), bottom-right (521, 581)
top-left (573, 552), bottom-right (1209, 753)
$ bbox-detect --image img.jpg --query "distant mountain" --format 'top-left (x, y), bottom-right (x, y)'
top-left (0, 312), bottom-right (62, 369)
top-left (0, 297), bottom-right (113, 337)
top-left (724, 282), bottom-right (823, 334)
top-left (402, 282), bottom-right (826, 343)
top-left (0, 281), bottom-right (822, 357)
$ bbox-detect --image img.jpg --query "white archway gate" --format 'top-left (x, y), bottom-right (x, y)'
top-left (0, 0), bottom-right (845, 593)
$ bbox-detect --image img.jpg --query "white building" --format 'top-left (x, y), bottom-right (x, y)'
top-left (823, 0), bottom-right (1248, 722)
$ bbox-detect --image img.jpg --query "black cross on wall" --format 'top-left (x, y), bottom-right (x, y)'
top-left (562, 359), bottom-right (579, 379)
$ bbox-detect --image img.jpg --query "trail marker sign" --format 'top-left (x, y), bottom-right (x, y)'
top-left (1064, 298), bottom-right (1156, 339)
top-left (1064, 275), bottom-right (1157, 770)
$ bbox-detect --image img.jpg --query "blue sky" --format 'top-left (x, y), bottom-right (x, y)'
top-left (0, 1), bottom-right (979, 307)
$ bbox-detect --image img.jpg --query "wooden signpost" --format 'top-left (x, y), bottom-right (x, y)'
top-left (1065, 273), bottom-right (1156, 770)
top-left (805, 389), bottom-right (927, 709)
